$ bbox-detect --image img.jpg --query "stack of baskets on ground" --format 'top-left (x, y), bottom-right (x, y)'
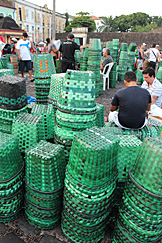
top-left (80, 47), bottom-right (88, 71)
top-left (112, 136), bottom-right (162, 242)
top-left (0, 132), bottom-right (24, 223)
top-left (0, 75), bottom-right (28, 134)
top-left (87, 38), bottom-right (102, 97)
top-left (9, 55), bottom-right (19, 74)
top-left (25, 140), bottom-right (66, 229)
top-left (61, 126), bottom-right (120, 242)
top-left (54, 70), bottom-right (97, 162)
top-left (34, 54), bottom-right (56, 104)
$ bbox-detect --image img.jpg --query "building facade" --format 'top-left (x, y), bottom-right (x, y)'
top-left (14, 0), bottom-right (66, 43)
top-left (0, 0), bottom-right (15, 19)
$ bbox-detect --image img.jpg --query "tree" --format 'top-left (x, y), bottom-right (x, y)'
top-left (65, 12), bottom-right (69, 27)
top-left (65, 15), bottom-right (96, 32)
top-left (98, 16), bottom-right (114, 32)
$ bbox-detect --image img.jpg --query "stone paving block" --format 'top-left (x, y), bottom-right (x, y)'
top-left (0, 233), bottom-right (25, 243)
top-left (0, 223), bottom-right (7, 235)
top-left (40, 235), bottom-right (62, 243)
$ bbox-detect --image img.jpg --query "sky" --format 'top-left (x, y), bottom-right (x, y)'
top-left (31, 0), bottom-right (162, 17)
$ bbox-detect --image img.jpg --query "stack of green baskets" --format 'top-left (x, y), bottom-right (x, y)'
top-left (48, 73), bottom-right (65, 108)
top-left (80, 47), bottom-right (88, 71)
top-left (87, 38), bottom-right (102, 97)
top-left (0, 68), bottom-right (14, 77)
top-left (61, 127), bottom-right (120, 242)
top-left (106, 41), bottom-right (113, 55)
top-left (106, 122), bottom-right (161, 141)
top-left (118, 47), bottom-right (128, 82)
top-left (109, 62), bottom-right (117, 88)
top-left (127, 43), bottom-right (137, 70)
top-left (56, 59), bottom-right (62, 73)
top-left (1, 56), bottom-right (8, 68)
top-left (31, 103), bottom-right (55, 140)
top-left (112, 39), bottom-right (119, 63)
top-left (0, 59), bottom-right (4, 69)
top-left (135, 69), bottom-right (144, 85)
top-left (95, 103), bottom-right (105, 127)
top-left (12, 113), bottom-right (45, 152)
top-left (34, 54), bottom-right (56, 103)
top-left (25, 140), bottom-right (66, 229)
top-left (0, 132), bottom-right (24, 222)
top-left (156, 60), bottom-right (162, 83)
top-left (74, 38), bottom-right (82, 68)
top-left (55, 70), bottom-right (97, 161)
top-left (0, 75), bottom-right (28, 134)
top-left (112, 136), bottom-right (162, 242)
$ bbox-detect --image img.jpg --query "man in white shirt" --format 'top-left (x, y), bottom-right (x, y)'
top-left (145, 44), bottom-right (159, 70)
top-left (16, 32), bottom-right (34, 81)
top-left (142, 67), bottom-right (162, 117)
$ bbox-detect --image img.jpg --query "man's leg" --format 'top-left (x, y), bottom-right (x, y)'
top-left (108, 111), bottom-right (129, 129)
top-left (26, 60), bottom-right (33, 81)
top-left (19, 60), bottom-right (25, 78)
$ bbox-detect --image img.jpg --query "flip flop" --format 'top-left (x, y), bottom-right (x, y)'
top-left (30, 79), bottom-right (35, 82)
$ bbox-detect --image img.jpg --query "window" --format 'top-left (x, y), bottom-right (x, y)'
top-left (26, 10), bottom-right (28, 21)
top-left (19, 8), bottom-right (22, 21)
top-left (19, 23), bottom-right (22, 29)
top-left (47, 15), bottom-right (50, 27)
top-left (31, 12), bottom-right (34, 21)
top-left (37, 13), bottom-right (40, 24)
top-left (8, 14), bottom-right (12, 18)
top-left (42, 14), bottom-right (45, 26)
top-left (32, 26), bottom-right (34, 32)
top-left (26, 25), bottom-right (29, 32)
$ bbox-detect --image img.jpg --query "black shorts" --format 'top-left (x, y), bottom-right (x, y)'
top-left (19, 60), bottom-right (32, 72)
top-left (62, 61), bottom-right (75, 73)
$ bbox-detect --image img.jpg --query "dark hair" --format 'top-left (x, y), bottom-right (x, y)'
top-left (46, 38), bottom-right (50, 44)
top-left (103, 48), bottom-right (110, 55)
top-left (142, 67), bottom-right (155, 78)
top-left (152, 43), bottom-right (156, 48)
top-left (124, 71), bottom-right (136, 82)
top-left (23, 32), bottom-right (28, 38)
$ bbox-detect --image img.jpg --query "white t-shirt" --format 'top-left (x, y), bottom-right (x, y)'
top-left (141, 78), bottom-right (162, 108)
top-left (148, 48), bottom-right (159, 63)
top-left (16, 39), bottom-right (31, 60)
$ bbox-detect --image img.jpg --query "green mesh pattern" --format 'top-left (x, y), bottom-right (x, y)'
top-left (0, 132), bottom-right (23, 181)
top-left (31, 103), bottom-right (55, 140)
top-left (25, 140), bottom-right (66, 192)
top-left (95, 103), bottom-right (105, 127)
top-left (48, 73), bottom-right (64, 105)
top-left (34, 54), bottom-right (56, 78)
top-left (67, 128), bottom-right (119, 187)
top-left (131, 136), bottom-right (162, 195)
top-left (117, 135), bottom-right (142, 182)
top-left (12, 113), bottom-right (45, 152)
top-left (0, 69), bottom-right (14, 77)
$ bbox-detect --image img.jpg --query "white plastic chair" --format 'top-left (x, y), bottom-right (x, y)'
top-left (103, 62), bottom-right (114, 90)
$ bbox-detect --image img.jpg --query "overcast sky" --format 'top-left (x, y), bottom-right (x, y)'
top-left (30, 0), bottom-right (161, 17)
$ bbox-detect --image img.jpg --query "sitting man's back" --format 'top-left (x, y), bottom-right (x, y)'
top-left (109, 71), bottom-right (151, 129)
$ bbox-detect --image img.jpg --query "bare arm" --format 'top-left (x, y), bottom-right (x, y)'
top-left (17, 49), bottom-right (22, 60)
top-left (146, 103), bottom-right (151, 118)
top-left (151, 95), bottom-right (158, 105)
top-left (80, 44), bottom-right (89, 50)
top-left (110, 104), bottom-right (118, 112)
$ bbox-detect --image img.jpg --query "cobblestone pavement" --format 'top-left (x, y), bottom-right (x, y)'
top-left (0, 73), bottom-right (125, 243)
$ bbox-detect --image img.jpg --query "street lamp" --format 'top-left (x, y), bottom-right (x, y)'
top-left (52, 0), bottom-right (55, 40)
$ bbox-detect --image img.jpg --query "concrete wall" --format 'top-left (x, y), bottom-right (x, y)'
top-left (56, 32), bottom-right (162, 49)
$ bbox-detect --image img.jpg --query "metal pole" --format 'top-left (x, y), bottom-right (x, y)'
top-left (52, 0), bottom-right (55, 40)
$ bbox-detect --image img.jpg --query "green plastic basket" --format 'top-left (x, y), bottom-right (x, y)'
top-left (34, 54), bottom-right (56, 78)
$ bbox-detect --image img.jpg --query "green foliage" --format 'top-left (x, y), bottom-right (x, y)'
top-left (65, 12), bottom-right (69, 27)
top-left (98, 16), bottom-right (114, 32)
top-left (65, 15), bottom-right (96, 32)
top-left (76, 12), bottom-right (90, 16)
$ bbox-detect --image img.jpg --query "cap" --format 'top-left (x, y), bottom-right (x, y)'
top-left (11, 38), bottom-right (17, 42)
top-left (68, 33), bottom-right (75, 39)
top-left (156, 44), bottom-right (159, 47)
top-left (142, 43), bottom-right (147, 46)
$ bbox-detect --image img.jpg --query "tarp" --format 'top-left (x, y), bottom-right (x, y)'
top-left (0, 17), bottom-right (22, 30)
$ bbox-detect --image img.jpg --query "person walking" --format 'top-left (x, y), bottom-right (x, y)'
top-left (46, 38), bottom-right (58, 67)
top-left (109, 71), bottom-right (151, 129)
top-left (138, 43), bottom-right (147, 70)
top-left (145, 44), bottom-right (159, 70)
top-left (16, 32), bottom-right (34, 81)
top-left (59, 33), bottom-right (88, 73)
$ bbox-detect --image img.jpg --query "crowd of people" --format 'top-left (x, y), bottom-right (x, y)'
top-left (1, 32), bottom-right (162, 129)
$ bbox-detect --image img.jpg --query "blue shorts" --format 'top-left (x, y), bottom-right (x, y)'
top-left (19, 60), bottom-right (32, 72)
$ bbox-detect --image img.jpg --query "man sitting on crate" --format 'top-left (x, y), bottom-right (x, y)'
top-left (108, 71), bottom-right (151, 129)
top-left (142, 67), bottom-right (162, 117)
